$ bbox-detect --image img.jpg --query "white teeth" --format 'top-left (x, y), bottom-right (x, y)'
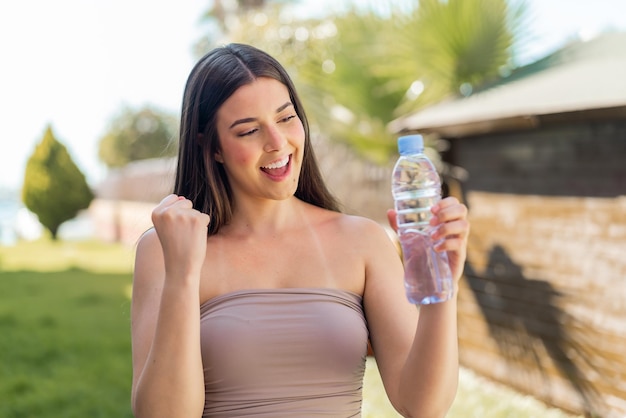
top-left (262, 156), bottom-right (289, 169)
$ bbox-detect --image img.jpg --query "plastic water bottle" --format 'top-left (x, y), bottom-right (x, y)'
top-left (391, 134), bottom-right (453, 305)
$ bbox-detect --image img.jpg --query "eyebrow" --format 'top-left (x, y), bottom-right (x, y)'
top-left (228, 102), bottom-right (294, 129)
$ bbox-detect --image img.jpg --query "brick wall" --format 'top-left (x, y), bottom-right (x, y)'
top-left (445, 120), bottom-right (626, 417)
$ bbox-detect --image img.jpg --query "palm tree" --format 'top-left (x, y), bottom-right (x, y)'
top-left (297, 0), bottom-right (529, 162)
top-left (193, 0), bottom-right (529, 163)
top-left (376, 0), bottom-right (530, 116)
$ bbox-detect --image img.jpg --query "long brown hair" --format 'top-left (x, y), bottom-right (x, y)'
top-left (174, 43), bottom-right (341, 235)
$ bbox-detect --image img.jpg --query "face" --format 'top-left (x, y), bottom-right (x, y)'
top-left (214, 77), bottom-right (305, 203)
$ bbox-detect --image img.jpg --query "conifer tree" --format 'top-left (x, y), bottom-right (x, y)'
top-left (22, 125), bottom-right (94, 240)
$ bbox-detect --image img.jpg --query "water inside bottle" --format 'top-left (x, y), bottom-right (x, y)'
top-left (400, 228), bottom-right (453, 304)
top-left (394, 189), bottom-right (439, 230)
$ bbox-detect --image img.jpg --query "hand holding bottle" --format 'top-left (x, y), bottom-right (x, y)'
top-left (425, 196), bottom-right (469, 282)
top-left (390, 135), bottom-right (469, 304)
top-left (387, 196), bottom-right (468, 295)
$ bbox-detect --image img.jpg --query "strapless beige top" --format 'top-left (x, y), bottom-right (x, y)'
top-left (200, 288), bottom-right (369, 417)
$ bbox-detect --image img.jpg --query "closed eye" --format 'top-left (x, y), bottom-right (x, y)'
top-left (238, 128), bottom-right (258, 137)
top-left (280, 114), bottom-right (297, 123)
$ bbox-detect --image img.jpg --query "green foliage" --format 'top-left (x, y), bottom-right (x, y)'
top-left (98, 105), bottom-right (178, 168)
top-left (293, 9), bottom-right (403, 162)
top-left (376, 0), bottom-right (529, 116)
top-left (21, 125), bottom-right (94, 240)
top-left (194, 0), bottom-right (529, 164)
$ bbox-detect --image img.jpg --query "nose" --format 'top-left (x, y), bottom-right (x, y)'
top-left (263, 125), bottom-right (287, 152)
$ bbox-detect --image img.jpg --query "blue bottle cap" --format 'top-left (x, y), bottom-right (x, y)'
top-left (398, 134), bottom-right (424, 155)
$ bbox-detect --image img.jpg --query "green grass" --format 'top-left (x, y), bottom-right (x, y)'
top-left (0, 239), bottom-right (135, 418)
top-left (0, 238), bottom-right (582, 417)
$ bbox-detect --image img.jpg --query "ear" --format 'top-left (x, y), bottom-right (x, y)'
top-left (214, 150), bottom-right (224, 163)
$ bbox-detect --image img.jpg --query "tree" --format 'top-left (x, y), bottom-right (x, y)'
top-left (22, 125), bottom-right (94, 240)
top-left (372, 0), bottom-right (530, 116)
top-left (98, 105), bottom-right (178, 169)
top-left (297, 0), bottom-right (529, 161)
top-left (194, 0), bottom-right (286, 54)
top-left (193, 0), bottom-right (529, 164)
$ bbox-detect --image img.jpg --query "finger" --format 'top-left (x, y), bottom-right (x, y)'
top-left (434, 236), bottom-right (467, 253)
top-left (199, 212), bottom-right (211, 228)
top-left (431, 219), bottom-right (470, 241)
top-left (159, 194), bottom-right (180, 207)
top-left (153, 195), bottom-right (193, 224)
top-left (173, 196), bottom-right (193, 209)
top-left (431, 202), bottom-right (468, 226)
top-left (432, 196), bottom-right (459, 213)
top-left (386, 209), bottom-right (398, 233)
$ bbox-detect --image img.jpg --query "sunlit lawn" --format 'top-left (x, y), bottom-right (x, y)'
top-left (0, 238), bottom-right (581, 417)
top-left (363, 358), bottom-right (582, 418)
top-left (0, 239), bottom-right (135, 418)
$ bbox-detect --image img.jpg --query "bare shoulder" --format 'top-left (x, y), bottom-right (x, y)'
top-left (330, 212), bottom-right (396, 250)
top-left (135, 227), bottom-right (162, 261)
top-left (135, 227), bottom-right (161, 255)
top-left (133, 227), bottom-right (165, 287)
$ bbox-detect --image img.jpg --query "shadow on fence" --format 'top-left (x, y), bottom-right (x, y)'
top-left (464, 245), bottom-right (604, 416)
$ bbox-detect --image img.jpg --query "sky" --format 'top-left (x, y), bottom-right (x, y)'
top-left (1, 0), bottom-right (625, 192)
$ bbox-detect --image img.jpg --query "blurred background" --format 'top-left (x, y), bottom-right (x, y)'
top-left (1, 0), bottom-right (625, 417)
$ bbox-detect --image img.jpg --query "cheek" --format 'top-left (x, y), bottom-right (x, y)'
top-left (291, 122), bottom-right (306, 148)
top-left (225, 144), bottom-right (257, 167)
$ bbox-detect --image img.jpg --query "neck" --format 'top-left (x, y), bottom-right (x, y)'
top-left (224, 196), bottom-right (304, 237)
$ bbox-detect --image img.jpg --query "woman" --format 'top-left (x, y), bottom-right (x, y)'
top-left (130, 43), bottom-right (469, 418)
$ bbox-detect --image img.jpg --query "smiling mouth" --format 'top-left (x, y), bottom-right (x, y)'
top-left (260, 155), bottom-right (291, 176)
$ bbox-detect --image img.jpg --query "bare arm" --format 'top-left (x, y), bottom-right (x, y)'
top-left (365, 197), bottom-right (469, 418)
top-left (131, 195), bottom-right (210, 418)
